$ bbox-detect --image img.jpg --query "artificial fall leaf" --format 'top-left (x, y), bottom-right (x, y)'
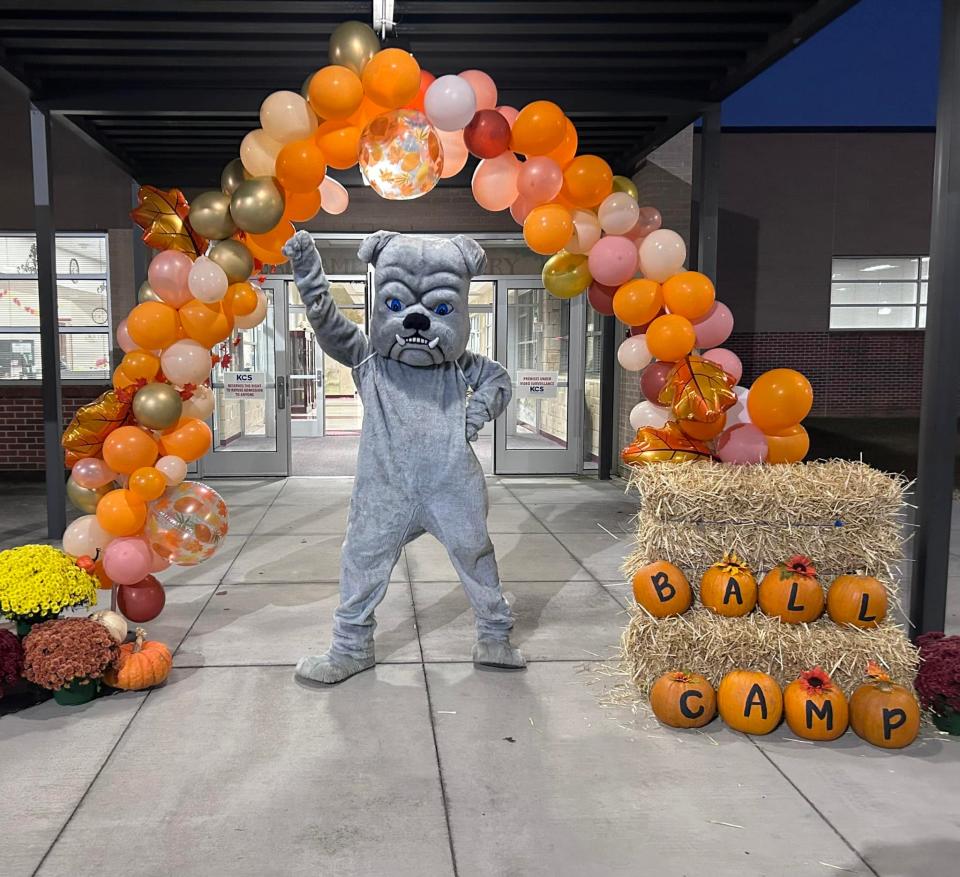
top-left (130, 185), bottom-right (207, 257)
top-left (658, 356), bottom-right (737, 424)
top-left (61, 390), bottom-right (131, 459)
top-left (621, 421), bottom-right (713, 466)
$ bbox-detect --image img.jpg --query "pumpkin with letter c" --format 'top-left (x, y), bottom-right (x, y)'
top-left (758, 555), bottom-right (824, 624)
top-left (826, 574), bottom-right (888, 629)
top-left (717, 669), bottom-right (783, 735)
top-left (631, 560), bottom-right (692, 618)
top-left (649, 671), bottom-right (717, 728)
top-left (783, 666), bottom-right (849, 741)
top-left (700, 552), bottom-right (757, 618)
top-left (103, 627), bottom-right (172, 690)
top-left (849, 661), bottom-right (920, 749)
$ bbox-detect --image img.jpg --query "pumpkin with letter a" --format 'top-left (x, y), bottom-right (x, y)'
top-left (631, 560), bottom-right (692, 618)
top-left (849, 661), bottom-right (920, 749)
top-left (827, 574), bottom-right (888, 629)
top-left (103, 627), bottom-right (172, 690)
top-left (758, 555), bottom-right (824, 624)
top-left (700, 552), bottom-right (757, 618)
top-left (783, 666), bottom-right (849, 741)
top-left (649, 671), bottom-right (717, 729)
top-left (717, 669), bottom-right (783, 735)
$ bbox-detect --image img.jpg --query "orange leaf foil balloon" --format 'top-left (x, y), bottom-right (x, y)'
top-left (61, 390), bottom-right (133, 460)
top-left (621, 421), bottom-right (713, 466)
top-left (658, 356), bottom-right (737, 424)
top-left (131, 185), bottom-right (208, 258)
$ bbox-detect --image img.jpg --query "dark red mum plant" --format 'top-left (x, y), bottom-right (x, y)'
top-left (0, 629), bottom-right (23, 697)
top-left (916, 632), bottom-right (960, 714)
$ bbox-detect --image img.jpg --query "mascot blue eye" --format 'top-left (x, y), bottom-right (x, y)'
top-left (433, 303), bottom-right (453, 316)
top-left (386, 298), bottom-right (403, 312)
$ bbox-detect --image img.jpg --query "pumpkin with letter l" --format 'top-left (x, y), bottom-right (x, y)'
top-left (849, 661), bottom-right (920, 749)
top-left (758, 555), bottom-right (824, 623)
top-left (103, 627), bottom-right (172, 690)
top-left (631, 560), bottom-right (692, 618)
top-left (700, 552), bottom-right (757, 617)
top-left (718, 669), bottom-right (783, 734)
top-left (649, 671), bottom-right (717, 728)
top-left (783, 666), bottom-right (849, 741)
top-left (826, 574), bottom-right (888, 629)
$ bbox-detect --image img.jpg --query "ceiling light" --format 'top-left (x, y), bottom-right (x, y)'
top-left (860, 264), bottom-right (897, 272)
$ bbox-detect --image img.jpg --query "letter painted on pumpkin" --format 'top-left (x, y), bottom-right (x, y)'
top-left (651, 571), bottom-right (676, 603)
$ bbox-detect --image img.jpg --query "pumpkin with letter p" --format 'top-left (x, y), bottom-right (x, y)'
top-left (827, 574), bottom-right (888, 629)
top-left (849, 661), bottom-right (920, 749)
top-left (649, 671), bottom-right (717, 729)
top-left (631, 560), bottom-right (692, 618)
top-left (783, 666), bottom-right (849, 741)
top-left (700, 552), bottom-right (757, 617)
top-left (718, 669), bottom-right (783, 735)
top-left (758, 555), bottom-right (824, 624)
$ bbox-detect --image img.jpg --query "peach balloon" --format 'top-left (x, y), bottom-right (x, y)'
top-left (234, 288), bottom-right (269, 330)
top-left (645, 313), bottom-right (696, 362)
top-left (260, 90), bottom-right (318, 144)
top-left (517, 156), bottom-right (563, 206)
top-left (147, 250), bottom-right (193, 308)
top-left (471, 152), bottom-right (520, 212)
top-left (160, 417), bottom-right (213, 463)
top-left (181, 384), bottom-right (215, 421)
top-left (161, 339), bottom-right (213, 386)
top-left (458, 69), bottom-right (498, 110)
top-left (638, 228), bottom-right (687, 282)
top-left (96, 488), bottom-right (148, 538)
top-left (319, 176), bottom-right (350, 214)
top-left (437, 129), bottom-right (469, 178)
top-left (496, 105), bottom-right (519, 128)
top-left (240, 128), bottom-right (283, 177)
top-left (102, 426), bottom-right (159, 475)
top-left (566, 209), bottom-right (602, 255)
top-left (156, 454), bottom-right (187, 486)
top-left (598, 192), bottom-right (641, 236)
top-left (510, 193), bottom-right (535, 225)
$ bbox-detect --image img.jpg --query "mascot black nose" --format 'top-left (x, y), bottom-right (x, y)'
top-left (403, 312), bottom-right (431, 332)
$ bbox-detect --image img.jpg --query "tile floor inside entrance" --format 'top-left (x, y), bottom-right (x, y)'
top-left (2, 476), bottom-right (960, 876)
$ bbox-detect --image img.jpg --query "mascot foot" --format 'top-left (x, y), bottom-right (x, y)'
top-left (295, 650), bottom-right (375, 685)
top-left (473, 638), bottom-right (527, 671)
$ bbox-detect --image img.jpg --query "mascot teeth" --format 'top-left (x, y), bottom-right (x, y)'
top-left (395, 333), bottom-right (439, 349)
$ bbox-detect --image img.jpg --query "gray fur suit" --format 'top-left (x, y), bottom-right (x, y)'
top-left (282, 229), bottom-right (525, 684)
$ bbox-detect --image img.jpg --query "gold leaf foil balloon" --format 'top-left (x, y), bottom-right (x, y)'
top-left (658, 356), bottom-right (737, 424)
top-left (542, 250), bottom-right (592, 299)
top-left (621, 422), bottom-right (713, 466)
top-left (229, 177), bottom-right (286, 234)
top-left (62, 390), bottom-right (133, 460)
top-left (208, 239), bottom-right (254, 284)
top-left (130, 185), bottom-right (207, 257)
top-left (358, 110), bottom-right (442, 200)
top-left (220, 158), bottom-right (250, 196)
top-left (328, 20), bottom-right (381, 76)
top-left (189, 190), bottom-right (237, 241)
top-left (132, 382), bottom-right (183, 431)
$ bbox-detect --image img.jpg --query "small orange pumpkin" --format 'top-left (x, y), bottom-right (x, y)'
top-left (758, 555), bottom-right (824, 623)
top-left (649, 671), bottom-right (717, 728)
top-left (849, 661), bottom-right (920, 749)
top-left (826, 574), bottom-right (888, 629)
top-left (783, 666), bottom-right (849, 741)
top-left (103, 627), bottom-right (172, 691)
top-left (717, 669), bottom-right (783, 735)
top-left (700, 552), bottom-right (757, 617)
top-left (631, 560), bottom-right (692, 618)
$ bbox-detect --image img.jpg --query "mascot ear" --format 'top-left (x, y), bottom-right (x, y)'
top-left (358, 230), bottom-right (400, 266)
top-left (450, 235), bottom-right (487, 277)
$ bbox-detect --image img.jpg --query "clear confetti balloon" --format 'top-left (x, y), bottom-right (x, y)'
top-left (145, 481), bottom-right (229, 566)
top-left (358, 109), bottom-right (443, 200)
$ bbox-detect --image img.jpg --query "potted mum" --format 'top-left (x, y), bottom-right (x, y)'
top-left (0, 628), bottom-right (23, 699)
top-left (21, 618), bottom-right (118, 706)
top-left (916, 632), bottom-right (960, 735)
top-left (0, 545), bottom-right (99, 636)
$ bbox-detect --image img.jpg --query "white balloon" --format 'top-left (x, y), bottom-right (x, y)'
top-left (181, 384), bottom-right (216, 421)
top-left (629, 401), bottom-right (671, 431)
top-left (617, 335), bottom-right (653, 372)
top-left (259, 90), bottom-right (317, 144)
top-left (566, 209), bottom-right (602, 255)
top-left (62, 515), bottom-right (111, 559)
top-left (726, 385), bottom-right (752, 425)
top-left (187, 256), bottom-right (229, 304)
top-left (638, 228), bottom-right (687, 282)
top-left (598, 192), bottom-right (640, 236)
top-left (424, 74), bottom-right (477, 131)
top-left (234, 288), bottom-right (268, 330)
top-left (240, 128), bottom-right (282, 177)
top-left (161, 339), bottom-right (212, 386)
top-left (156, 455), bottom-right (187, 486)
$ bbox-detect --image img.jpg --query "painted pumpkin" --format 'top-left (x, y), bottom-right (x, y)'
top-left (758, 555), bottom-right (824, 623)
top-left (849, 661), bottom-right (920, 749)
top-left (700, 552), bottom-right (757, 617)
top-left (103, 627), bottom-right (172, 690)
top-left (826, 574), bottom-right (888, 629)
top-left (717, 669), bottom-right (783, 735)
top-left (649, 671), bottom-right (717, 729)
top-left (783, 666), bottom-right (849, 741)
top-left (631, 560), bottom-right (692, 618)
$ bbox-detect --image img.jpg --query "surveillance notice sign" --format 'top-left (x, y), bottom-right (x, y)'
top-left (223, 371), bottom-right (266, 400)
top-left (515, 370), bottom-right (559, 399)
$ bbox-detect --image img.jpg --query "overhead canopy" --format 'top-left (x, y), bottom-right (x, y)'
top-left (0, 0), bottom-right (855, 186)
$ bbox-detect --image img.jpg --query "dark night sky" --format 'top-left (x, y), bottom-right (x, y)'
top-left (722, 0), bottom-right (940, 126)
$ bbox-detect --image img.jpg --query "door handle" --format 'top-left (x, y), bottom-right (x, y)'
top-left (277, 375), bottom-right (286, 410)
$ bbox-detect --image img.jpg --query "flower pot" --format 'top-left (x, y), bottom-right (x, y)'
top-left (932, 707), bottom-right (960, 736)
top-left (52, 679), bottom-right (98, 706)
top-left (15, 613), bottom-right (57, 638)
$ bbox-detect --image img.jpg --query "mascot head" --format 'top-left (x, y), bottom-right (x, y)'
top-left (358, 230), bottom-right (487, 366)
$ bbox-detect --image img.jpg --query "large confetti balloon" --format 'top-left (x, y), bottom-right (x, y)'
top-left (358, 109), bottom-right (442, 200)
top-left (145, 481), bottom-right (229, 566)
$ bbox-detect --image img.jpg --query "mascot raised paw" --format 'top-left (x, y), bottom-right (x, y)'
top-left (282, 229), bottom-right (526, 685)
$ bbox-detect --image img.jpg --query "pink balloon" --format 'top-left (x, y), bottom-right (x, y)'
top-left (71, 457), bottom-right (117, 489)
top-left (716, 423), bottom-right (768, 465)
top-left (692, 301), bottom-right (734, 348)
top-left (438, 128), bottom-right (469, 179)
top-left (587, 282), bottom-right (616, 316)
top-left (471, 152), bottom-right (520, 212)
top-left (147, 250), bottom-right (193, 308)
top-left (517, 156), bottom-right (563, 206)
top-left (458, 69), bottom-right (498, 110)
top-left (587, 235), bottom-right (638, 287)
top-left (510, 193), bottom-right (534, 225)
top-left (116, 319), bottom-right (137, 354)
top-left (103, 536), bottom-right (153, 586)
top-left (496, 105), bottom-right (519, 128)
top-left (640, 361), bottom-right (673, 404)
top-left (703, 347), bottom-right (742, 384)
top-left (149, 549), bottom-right (171, 573)
top-left (635, 206), bottom-right (662, 237)
top-left (319, 176), bottom-right (349, 215)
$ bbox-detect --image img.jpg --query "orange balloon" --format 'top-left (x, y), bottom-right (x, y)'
top-left (315, 120), bottom-right (361, 169)
top-left (348, 96), bottom-right (391, 128)
top-left (361, 48), bottom-right (421, 109)
top-left (544, 117), bottom-right (578, 167)
top-left (224, 282), bottom-right (259, 317)
top-left (93, 557), bottom-right (113, 591)
top-left (645, 314), bottom-right (696, 362)
top-left (523, 204), bottom-right (573, 255)
top-left (129, 465), bottom-right (167, 502)
top-left (307, 64), bottom-right (364, 120)
top-left (102, 425), bottom-right (159, 475)
top-left (120, 349), bottom-right (160, 383)
top-left (747, 368), bottom-right (814, 433)
top-left (510, 101), bottom-right (566, 156)
top-left (282, 187), bottom-right (322, 222)
top-left (405, 69), bottom-right (436, 113)
top-left (245, 222), bottom-right (295, 265)
top-left (613, 279), bottom-right (663, 326)
top-left (96, 488), bottom-right (147, 537)
top-left (179, 299), bottom-right (234, 348)
top-left (562, 155), bottom-right (613, 208)
top-left (662, 271), bottom-right (716, 321)
top-left (765, 423), bottom-right (810, 463)
top-left (112, 364), bottom-right (136, 391)
top-left (127, 301), bottom-right (181, 350)
top-left (160, 416), bottom-right (213, 463)
top-left (275, 138), bottom-right (327, 193)
top-left (679, 413), bottom-right (727, 441)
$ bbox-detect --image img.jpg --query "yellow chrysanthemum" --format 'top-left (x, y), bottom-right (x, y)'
top-left (0, 545), bottom-right (98, 622)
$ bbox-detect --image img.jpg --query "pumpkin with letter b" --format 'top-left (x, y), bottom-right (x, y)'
top-left (849, 661), bottom-right (920, 749)
top-left (649, 671), bottom-right (717, 728)
top-left (718, 669), bottom-right (783, 735)
top-left (783, 666), bottom-right (849, 741)
top-left (631, 560), bottom-right (692, 618)
top-left (103, 627), bottom-right (172, 690)
top-left (700, 552), bottom-right (757, 618)
top-left (758, 555), bottom-right (824, 624)
top-left (826, 574), bottom-right (888, 629)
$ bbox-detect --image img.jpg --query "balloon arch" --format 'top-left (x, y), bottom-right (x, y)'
top-left (58, 20), bottom-right (813, 613)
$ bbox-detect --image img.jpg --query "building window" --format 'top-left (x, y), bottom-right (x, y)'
top-left (829, 256), bottom-right (927, 330)
top-left (0, 233), bottom-right (111, 380)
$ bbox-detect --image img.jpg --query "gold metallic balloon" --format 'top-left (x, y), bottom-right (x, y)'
top-left (612, 175), bottom-right (639, 201)
top-left (67, 476), bottom-right (115, 514)
top-left (208, 239), bottom-right (255, 284)
top-left (221, 158), bottom-right (250, 197)
top-left (229, 177), bottom-right (286, 235)
top-left (328, 20), bottom-right (380, 76)
top-left (542, 250), bottom-right (592, 299)
top-left (300, 71), bottom-right (316, 101)
top-left (132, 382), bottom-right (183, 431)
top-left (189, 190), bottom-right (237, 240)
top-left (137, 280), bottom-right (161, 304)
